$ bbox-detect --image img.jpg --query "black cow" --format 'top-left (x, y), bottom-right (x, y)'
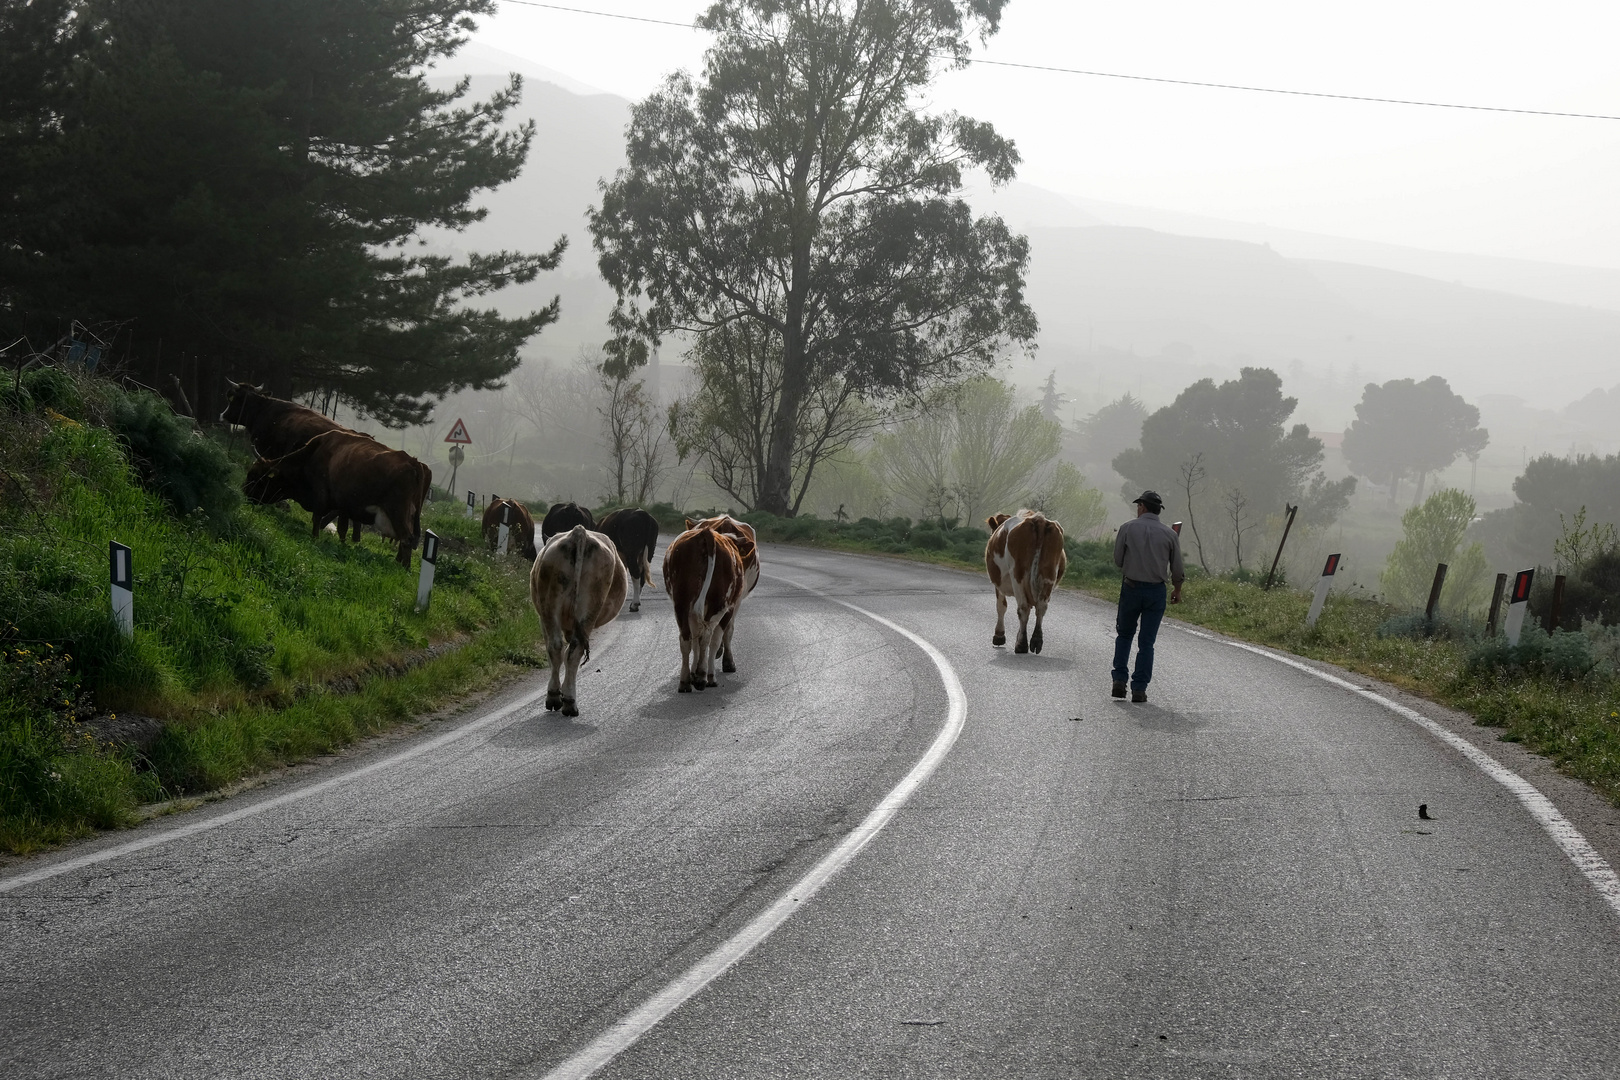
top-left (597, 507), bottom-right (660, 611)
top-left (541, 501), bottom-right (595, 543)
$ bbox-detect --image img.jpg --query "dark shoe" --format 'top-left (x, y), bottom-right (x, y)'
top-left (1131, 688), bottom-right (1147, 703)
top-left (1111, 682), bottom-right (1126, 699)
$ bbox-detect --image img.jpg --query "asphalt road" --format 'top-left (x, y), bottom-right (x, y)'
top-left (5, 543), bottom-right (1620, 1079)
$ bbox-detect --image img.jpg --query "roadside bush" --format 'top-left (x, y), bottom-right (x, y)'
top-left (1377, 612), bottom-right (1469, 642)
top-left (1466, 629), bottom-right (1599, 681)
top-left (105, 389), bottom-right (240, 523)
top-left (22, 366), bottom-right (84, 417)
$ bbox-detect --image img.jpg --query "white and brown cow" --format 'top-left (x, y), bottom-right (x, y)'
top-left (684, 514), bottom-right (759, 673)
top-left (985, 510), bottom-right (1068, 654)
top-left (662, 524), bottom-right (747, 692)
top-left (530, 525), bottom-right (627, 716)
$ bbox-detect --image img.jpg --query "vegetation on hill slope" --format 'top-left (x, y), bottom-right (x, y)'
top-left (1, 372), bottom-right (538, 853)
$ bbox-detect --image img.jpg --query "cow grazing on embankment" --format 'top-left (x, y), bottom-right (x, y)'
top-left (482, 498), bottom-right (538, 560)
top-left (985, 509), bottom-right (1068, 654)
top-left (530, 525), bottom-right (627, 717)
top-left (221, 381), bottom-right (369, 459)
top-left (244, 430), bottom-right (431, 566)
top-left (684, 514), bottom-right (759, 673)
top-left (541, 501), bottom-right (595, 543)
top-left (662, 524), bottom-right (746, 692)
top-left (223, 381), bottom-right (386, 541)
top-left (597, 508), bottom-right (660, 611)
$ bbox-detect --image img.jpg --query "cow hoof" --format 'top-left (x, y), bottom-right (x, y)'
top-left (705, 676), bottom-right (718, 688)
top-left (545, 694), bottom-right (562, 712)
top-left (561, 699), bottom-right (578, 717)
top-left (1015, 639), bottom-right (1029, 655)
top-left (722, 659), bottom-right (736, 673)
top-left (629, 602), bottom-right (640, 612)
top-left (679, 682), bottom-right (693, 694)
top-left (992, 633), bottom-right (1006, 647)
top-left (1030, 630), bottom-right (1043, 654)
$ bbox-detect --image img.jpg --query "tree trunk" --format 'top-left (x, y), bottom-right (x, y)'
top-left (1411, 470), bottom-right (1427, 507)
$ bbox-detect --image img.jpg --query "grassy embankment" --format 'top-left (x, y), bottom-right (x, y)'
top-left (1, 374), bottom-right (542, 854)
top-left (740, 512), bottom-right (1620, 806)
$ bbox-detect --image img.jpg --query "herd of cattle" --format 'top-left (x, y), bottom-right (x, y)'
top-left (220, 383), bottom-right (1072, 717)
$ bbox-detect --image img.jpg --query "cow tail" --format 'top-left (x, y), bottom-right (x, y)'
top-left (694, 536), bottom-right (717, 626)
top-left (570, 525), bottom-right (591, 660)
top-left (1028, 517), bottom-right (1044, 601)
top-left (641, 539), bottom-right (655, 590)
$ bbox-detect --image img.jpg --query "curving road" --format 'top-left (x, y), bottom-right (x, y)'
top-left (5, 544), bottom-right (1620, 1079)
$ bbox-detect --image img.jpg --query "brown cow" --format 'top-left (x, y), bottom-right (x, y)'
top-left (482, 498), bottom-right (538, 560)
top-left (684, 515), bottom-right (759, 672)
top-left (245, 431), bottom-right (431, 566)
top-left (223, 381), bottom-right (379, 541)
top-left (530, 525), bottom-right (627, 716)
top-left (662, 524), bottom-right (746, 692)
top-left (985, 510), bottom-right (1068, 654)
top-left (597, 507), bottom-right (660, 611)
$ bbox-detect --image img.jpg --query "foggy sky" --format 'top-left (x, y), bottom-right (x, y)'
top-left (471, 0), bottom-right (1620, 270)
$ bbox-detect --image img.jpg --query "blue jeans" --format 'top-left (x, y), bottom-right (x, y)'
top-left (1113, 581), bottom-right (1167, 690)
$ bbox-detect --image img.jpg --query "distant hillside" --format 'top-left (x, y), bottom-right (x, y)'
top-left (421, 59), bottom-right (1620, 416)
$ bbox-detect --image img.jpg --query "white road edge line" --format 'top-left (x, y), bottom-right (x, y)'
top-left (0, 684), bottom-right (552, 894)
top-left (538, 572), bottom-right (969, 1080)
top-left (1177, 626), bottom-right (1620, 917)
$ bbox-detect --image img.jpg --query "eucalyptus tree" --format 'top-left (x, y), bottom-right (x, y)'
top-left (591, 0), bottom-right (1037, 515)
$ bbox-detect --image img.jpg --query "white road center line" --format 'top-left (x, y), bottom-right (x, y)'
top-left (1177, 626), bottom-right (1620, 918)
top-left (538, 573), bottom-right (968, 1080)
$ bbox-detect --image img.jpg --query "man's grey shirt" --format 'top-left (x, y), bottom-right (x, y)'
top-left (1114, 512), bottom-right (1186, 586)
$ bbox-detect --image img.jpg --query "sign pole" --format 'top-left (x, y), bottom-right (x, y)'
top-left (416, 531), bottom-right (440, 612)
top-left (1504, 568), bottom-right (1535, 645)
top-left (1305, 553), bottom-right (1340, 628)
top-left (109, 541), bottom-right (134, 638)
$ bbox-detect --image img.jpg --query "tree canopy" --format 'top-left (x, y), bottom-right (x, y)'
top-left (1112, 367), bottom-right (1354, 569)
top-left (1380, 488), bottom-right (1492, 614)
top-left (590, 0), bottom-right (1037, 515)
top-left (1075, 392), bottom-right (1146, 472)
top-left (2, 0), bottom-right (561, 426)
top-left (1341, 376), bottom-right (1487, 505)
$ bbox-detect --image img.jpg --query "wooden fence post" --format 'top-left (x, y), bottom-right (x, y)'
top-left (1485, 572), bottom-right (1508, 637)
top-left (1424, 563), bottom-right (1449, 621)
top-left (1264, 504), bottom-right (1298, 590)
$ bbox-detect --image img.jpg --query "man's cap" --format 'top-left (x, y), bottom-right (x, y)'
top-left (1133, 490), bottom-right (1163, 510)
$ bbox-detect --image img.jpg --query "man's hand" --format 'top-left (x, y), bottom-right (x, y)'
top-left (1171, 585), bottom-right (1183, 605)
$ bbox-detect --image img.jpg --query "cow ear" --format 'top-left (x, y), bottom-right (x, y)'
top-left (684, 518), bottom-right (697, 528)
top-left (988, 514), bottom-right (1010, 530)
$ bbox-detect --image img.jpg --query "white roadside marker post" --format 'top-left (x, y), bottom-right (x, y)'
top-left (1504, 568), bottom-right (1535, 645)
top-left (465, 490), bottom-right (477, 519)
top-left (497, 501), bottom-right (511, 556)
top-left (1305, 553), bottom-right (1341, 628)
top-left (416, 531), bottom-right (440, 612)
top-left (109, 541), bottom-right (134, 639)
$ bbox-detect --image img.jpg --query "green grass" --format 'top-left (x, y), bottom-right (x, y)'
top-left (2, 399), bottom-right (543, 854)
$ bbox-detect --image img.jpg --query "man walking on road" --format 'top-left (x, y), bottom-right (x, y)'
top-left (1112, 490), bottom-right (1185, 702)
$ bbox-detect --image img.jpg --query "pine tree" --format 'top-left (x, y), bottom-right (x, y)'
top-left (12, 0), bottom-right (561, 426)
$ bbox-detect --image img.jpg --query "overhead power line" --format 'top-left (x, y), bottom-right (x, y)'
top-left (500, 0), bottom-right (1620, 121)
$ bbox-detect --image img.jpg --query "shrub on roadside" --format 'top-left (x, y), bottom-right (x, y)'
top-left (1465, 629), bottom-right (1599, 681)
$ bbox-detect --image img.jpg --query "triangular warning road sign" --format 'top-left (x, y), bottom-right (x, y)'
top-left (444, 417), bottom-right (472, 444)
